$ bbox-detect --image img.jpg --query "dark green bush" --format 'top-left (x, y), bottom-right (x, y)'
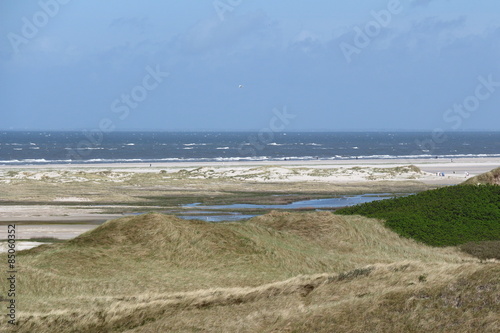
top-left (336, 185), bottom-right (500, 246)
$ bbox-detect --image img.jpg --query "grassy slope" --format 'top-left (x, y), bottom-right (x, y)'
top-left (462, 167), bottom-right (500, 185)
top-left (124, 263), bottom-right (499, 333)
top-left (336, 184), bottom-right (500, 246)
top-left (3, 212), bottom-right (497, 332)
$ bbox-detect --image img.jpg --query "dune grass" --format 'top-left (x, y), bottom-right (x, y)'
top-left (2, 211), bottom-right (494, 332)
top-left (460, 241), bottom-right (500, 260)
top-left (462, 167), bottom-right (500, 185)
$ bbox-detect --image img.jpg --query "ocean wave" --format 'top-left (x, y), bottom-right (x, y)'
top-left (0, 158), bottom-right (71, 164)
top-left (2, 154), bottom-right (500, 166)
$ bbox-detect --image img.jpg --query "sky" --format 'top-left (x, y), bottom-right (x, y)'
top-left (0, 0), bottom-right (499, 131)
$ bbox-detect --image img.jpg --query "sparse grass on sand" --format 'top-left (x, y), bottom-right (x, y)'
top-left (462, 166), bottom-right (500, 185)
top-left (2, 212), bottom-right (498, 332)
top-left (0, 166), bottom-right (433, 207)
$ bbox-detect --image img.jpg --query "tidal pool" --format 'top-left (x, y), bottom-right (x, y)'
top-left (178, 194), bottom-right (401, 222)
top-left (183, 193), bottom-right (395, 210)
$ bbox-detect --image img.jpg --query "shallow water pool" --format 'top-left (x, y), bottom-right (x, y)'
top-left (178, 193), bottom-right (401, 222)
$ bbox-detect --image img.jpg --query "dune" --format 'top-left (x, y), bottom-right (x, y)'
top-left (462, 166), bottom-right (500, 185)
top-left (5, 211), bottom-right (498, 332)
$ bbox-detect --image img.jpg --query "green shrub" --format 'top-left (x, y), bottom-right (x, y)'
top-left (336, 185), bottom-right (500, 246)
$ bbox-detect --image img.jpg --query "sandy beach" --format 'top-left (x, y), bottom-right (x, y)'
top-left (2, 156), bottom-right (498, 170)
top-left (1, 156), bottom-right (498, 183)
top-left (0, 157), bottom-right (498, 250)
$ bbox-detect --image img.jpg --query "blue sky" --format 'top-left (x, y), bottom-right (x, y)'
top-left (1, 0), bottom-right (499, 131)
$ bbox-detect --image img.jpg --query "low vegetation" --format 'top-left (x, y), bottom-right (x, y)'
top-left (0, 166), bottom-right (433, 205)
top-left (336, 184), bottom-right (500, 246)
top-left (3, 211), bottom-right (494, 332)
top-left (462, 166), bottom-right (500, 185)
top-left (2, 166), bottom-right (499, 332)
top-left (460, 241), bottom-right (500, 260)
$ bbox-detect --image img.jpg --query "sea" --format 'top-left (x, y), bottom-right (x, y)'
top-left (1, 131), bottom-right (499, 165)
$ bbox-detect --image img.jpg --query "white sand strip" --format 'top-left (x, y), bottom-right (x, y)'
top-left (0, 224), bottom-right (98, 240)
top-left (0, 156), bottom-right (499, 170)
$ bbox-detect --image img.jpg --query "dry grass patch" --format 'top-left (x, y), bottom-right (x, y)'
top-left (460, 241), bottom-right (500, 260)
top-left (11, 262), bottom-right (495, 333)
top-left (462, 167), bottom-right (500, 185)
top-left (1, 211), bottom-right (487, 332)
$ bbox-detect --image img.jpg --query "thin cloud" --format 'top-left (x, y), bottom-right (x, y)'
top-left (413, 16), bottom-right (467, 33)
